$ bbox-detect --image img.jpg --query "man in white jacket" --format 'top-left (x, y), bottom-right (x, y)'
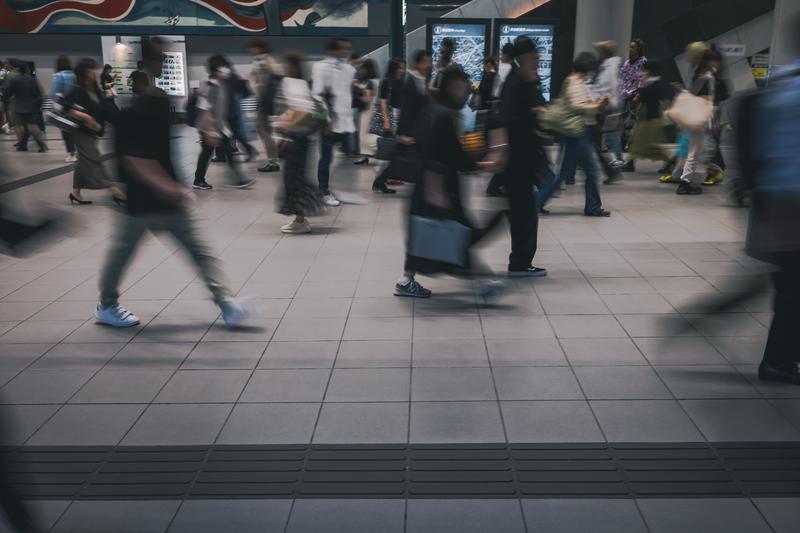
top-left (593, 41), bottom-right (625, 171)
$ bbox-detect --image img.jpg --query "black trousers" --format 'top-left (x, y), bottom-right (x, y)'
top-left (763, 253), bottom-right (800, 367)
top-left (61, 130), bottom-right (75, 154)
top-left (17, 113), bottom-right (46, 150)
top-left (507, 176), bottom-right (539, 271)
top-left (194, 136), bottom-right (243, 185)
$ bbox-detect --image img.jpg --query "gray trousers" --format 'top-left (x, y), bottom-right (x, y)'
top-left (99, 208), bottom-right (232, 307)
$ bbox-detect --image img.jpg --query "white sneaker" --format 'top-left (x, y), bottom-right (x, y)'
top-left (95, 304), bottom-right (140, 327)
top-left (322, 194), bottom-right (341, 207)
top-left (1, 124), bottom-right (10, 135)
top-left (65, 153), bottom-right (77, 163)
top-left (281, 220), bottom-right (311, 234)
top-left (219, 297), bottom-right (253, 328)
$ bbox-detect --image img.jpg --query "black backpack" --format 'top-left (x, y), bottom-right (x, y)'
top-left (260, 73), bottom-right (284, 116)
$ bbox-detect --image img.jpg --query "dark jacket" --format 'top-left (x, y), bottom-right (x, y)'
top-left (2, 73), bottom-right (42, 114)
top-left (397, 72), bottom-right (432, 144)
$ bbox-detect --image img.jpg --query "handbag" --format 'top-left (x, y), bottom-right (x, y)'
top-left (538, 95), bottom-right (584, 138)
top-left (45, 97), bottom-right (83, 133)
top-left (408, 215), bottom-right (471, 267)
top-left (664, 90), bottom-right (713, 131)
top-left (368, 81), bottom-right (397, 135)
top-left (375, 135), bottom-right (396, 161)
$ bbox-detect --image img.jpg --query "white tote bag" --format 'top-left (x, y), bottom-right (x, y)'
top-left (664, 90), bottom-right (713, 130)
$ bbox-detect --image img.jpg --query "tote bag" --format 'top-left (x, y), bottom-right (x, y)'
top-left (664, 90), bottom-right (713, 131)
top-left (408, 215), bottom-right (471, 268)
top-left (369, 82), bottom-right (398, 135)
top-left (538, 95), bottom-right (584, 138)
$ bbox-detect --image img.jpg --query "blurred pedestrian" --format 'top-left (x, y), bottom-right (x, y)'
top-left (0, 60), bottom-right (21, 141)
top-left (62, 58), bottom-right (125, 205)
top-left (619, 39), bottom-right (647, 171)
top-left (371, 57), bottom-right (407, 193)
top-left (593, 40), bottom-right (624, 172)
top-left (353, 58), bottom-right (379, 165)
top-left (312, 37), bottom-right (356, 207)
top-left (274, 51), bottom-right (327, 234)
top-left (538, 52), bottom-right (610, 217)
top-left (248, 37), bottom-right (281, 173)
top-left (702, 45), bottom-right (730, 186)
top-left (96, 37), bottom-right (252, 329)
top-left (475, 56), bottom-right (497, 110)
top-left (2, 62), bottom-right (47, 153)
top-left (626, 61), bottom-right (675, 174)
top-left (100, 63), bottom-right (117, 106)
top-left (51, 55), bottom-right (77, 162)
top-left (430, 37), bottom-right (457, 96)
top-left (193, 55), bottom-right (255, 190)
top-left (127, 60), bottom-right (148, 95)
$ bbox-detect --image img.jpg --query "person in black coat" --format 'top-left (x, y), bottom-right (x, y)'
top-left (1, 63), bottom-right (47, 152)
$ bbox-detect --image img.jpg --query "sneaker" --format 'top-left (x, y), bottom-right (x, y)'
top-left (538, 207), bottom-right (550, 215)
top-left (676, 181), bottom-right (702, 195)
top-left (38, 145), bottom-right (48, 153)
top-left (394, 279), bottom-right (432, 298)
top-left (322, 194), bottom-right (341, 207)
top-left (372, 183), bottom-right (397, 194)
top-left (603, 174), bottom-right (623, 185)
top-left (477, 279), bottom-right (510, 302)
top-left (610, 159), bottom-right (626, 169)
top-left (702, 170), bottom-right (724, 186)
top-left (193, 181), bottom-right (213, 190)
top-left (95, 304), bottom-right (140, 327)
top-left (620, 160), bottom-right (635, 172)
top-left (258, 161), bottom-right (281, 173)
top-left (228, 178), bottom-right (256, 189)
top-left (758, 362), bottom-right (800, 385)
top-left (508, 266), bottom-right (548, 278)
top-left (585, 209), bottom-right (611, 217)
top-left (219, 297), bottom-right (253, 328)
top-left (659, 174), bottom-right (677, 183)
top-left (281, 219), bottom-right (311, 234)
top-left (65, 154), bottom-right (76, 163)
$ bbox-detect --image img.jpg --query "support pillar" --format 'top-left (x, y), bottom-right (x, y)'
top-left (389, 0), bottom-right (406, 60)
top-left (573, 0), bottom-right (634, 57)
top-left (770, 0), bottom-right (800, 68)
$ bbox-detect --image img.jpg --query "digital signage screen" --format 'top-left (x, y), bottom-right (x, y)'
top-left (427, 19), bottom-right (490, 85)
top-left (494, 19), bottom-right (555, 101)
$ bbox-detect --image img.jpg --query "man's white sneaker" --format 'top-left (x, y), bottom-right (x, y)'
top-left (65, 153), bottom-right (78, 163)
top-left (95, 304), bottom-right (140, 327)
top-left (281, 220), bottom-right (311, 234)
top-left (219, 298), bottom-right (253, 328)
top-left (322, 194), bottom-right (341, 207)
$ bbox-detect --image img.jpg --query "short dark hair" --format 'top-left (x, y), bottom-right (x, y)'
top-left (630, 38), bottom-right (645, 56)
top-left (512, 36), bottom-right (537, 60)
top-left (441, 37), bottom-right (455, 51)
top-left (572, 52), bottom-right (599, 74)
top-left (55, 55), bottom-right (71, 72)
top-left (501, 43), bottom-right (514, 58)
top-left (207, 54), bottom-right (229, 74)
top-left (643, 60), bottom-right (661, 77)
top-left (328, 37), bottom-right (352, 52)
top-left (484, 56), bottom-right (497, 68)
top-left (361, 59), bottom-right (378, 80)
top-left (436, 64), bottom-right (469, 103)
top-left (103, 64), bottom-right (112, 73)
top-left (413, 49), bottom-right (431, 66)
top-left (283, 50), bottom-right (304, 79)
top-left (247, 37), bottom-right (270, 54)
top-left (137, 60), bottom-right (145, 69)
top-left (75, 57), bottom-right (99, 92)
top-left (386, 57), bottom-right (405, 80)
top-left (143, 37), bottom-right (165, 62)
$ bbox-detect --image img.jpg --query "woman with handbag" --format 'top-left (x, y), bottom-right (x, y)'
top-left (394, 65), bottom-right (505, 300)
top-left (538, 53), bottom-right (610, 217)
top-left (63, 58), bottom-right (126, 205)
top-left (371, 58), bottom-right (406, 193)
top-left (354, 59), bottom-right (379, 165)
top-left (100, 64), bottom-right (117, 105)
top-left (51, 56), bottom-right (77, 162)
top-left (274, 51), bottom-right (327, 234)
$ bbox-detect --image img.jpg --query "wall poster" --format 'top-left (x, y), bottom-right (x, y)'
top-left (426, 18), bottom-right (490, 85)
top-left (494, 19), bottom-right (555, 101)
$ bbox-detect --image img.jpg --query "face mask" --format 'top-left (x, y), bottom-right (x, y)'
top-left (217, 66), bottom-right (231, 79)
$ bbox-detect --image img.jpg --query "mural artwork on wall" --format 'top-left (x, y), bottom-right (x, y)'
top-left (0, 0), bottom-right (368, 34)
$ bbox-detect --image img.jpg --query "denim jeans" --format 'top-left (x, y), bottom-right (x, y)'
top-left (538, 130), bottom-right (603, 214)
top-left (605, 129), bottom-right (623, 161)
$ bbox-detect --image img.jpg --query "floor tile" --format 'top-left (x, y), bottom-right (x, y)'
top-left (240, 369), bottom-right (330, 402)
top-left (486, 338), bottom-right (567, 366)
top-left (574, 366), bottom-right (672, 400)
top-left (71, 369), bottom-right (172, 404)
top-left (634, 337), bottom-right (728, 365)
top-left (684, 313), bottom-right (768, 337)
top-left (0, 344), bottom-right (52, 372)
top-left (217, 403), bottom-right (319, 445)
top-left (325, 368), bottom-right (410, 402)
top-left (259, 341), bottom-right (339, 368)
top-left (707, 336), bottom-right (767, 365)
top-left (637, 498), bottom-right (771, 533)
top-left (155, 370), bottom-right (251, 403)
top-left (412, 339), bottom-right (489, 367)
top-left (502, 401), bottom-right (603, 442)
top-left (0, 404), bottom-right (60, 445)
top-left (655, 365), bottom-right (760, 399)
top-left (0, 320), bottom-right (84, 344)
top-left (27, 404), bottom-right (145, 445)
top-left (407, 500), bottom-right (525, 533)
top-left (494, 367), bottom-right (584, 400)
top-left (313, 402), bottom-right (408, 444)
top-left (336, 340), bottom-right (411, 368)
top-left (343, 317), bottom-right (412, 341)
top-left (413, 316), bottom-right (484, 340)
top-left (349, 297), bottom-right (413, 317)
top-left (411, 367), bottom-right (496, 401)
top-left (548, 315), bottom-right (627, 338)
top-left (285, 297), bottom-right (351, 318)
top-left (522, 499), bottom-right (648, 533)
top-left (681, 399), bottom-right (800, 441)
top-left (410, 401), bottom-right (505, 443)
top-left (286, 500), bottom-right (404, 533)
top-left (561, 338), bottom-right (647, 366)
top-left (52, 500), bottom-right (180, 533)
top-left (108, 342), bottom-right (195, 369)
top-left (752, 498), bottom-right (800, 533)
top-left (481, 315), bottom-right (556, 339)
top-left (29, 343), bottom-right (123, 370)
top-left (273, 317), bottom-right (346, 341)
top-left (0, 369), bottom-right (94, 404)
top-left (616, 314), bottom-right (698, 337)
top-left (0, 500), bottom-right (70, 533)
top-left (182, 341), bottom-right (267, 369)
top-left (591, 400), bottom-right (704, 442)
top-left (538, 292), bottom-right (609, 315)
top-left (122, 404), bottom-right (233, 445)
top-left (168, 500), bottom-right (292, 533)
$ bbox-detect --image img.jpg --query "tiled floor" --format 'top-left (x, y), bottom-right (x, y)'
top-left (1, 132), bottom-right (798, 531)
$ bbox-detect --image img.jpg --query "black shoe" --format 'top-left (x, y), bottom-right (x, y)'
top-left (604, 174), bottom-right (623, 185)
top-left (210, 157), bottom-right (225, 163)
top-left (508, 266), bottom-right (548, 278)
top-left (16, 146), bottom-right (28, 152)
top-left (69, 193), bottom-right (91, 205)
top-left (354, 157), bottom-right (370, 165)
top-left (258, 162), bottom-right (281, 173)
top-left (372, 183), bottom-right (396, 194)
top-left (228, 178), bottom-right (255, 189)
top-left (585, 209), bottom-right (611, 217)
top-left (38, 145), bottom-right (48, 153)
top-left (193, 181), bottom-right (213, 190)
top-left (621, 160), bottom-right (635, 172)
top-left (564, 180), bottom-right (575, 185)
top-left (676, 181), bottom-right (702, 195)
top-left (486, 188), bottom-right (505, 197)
top-left (758, 362), bottom-right (800, 385)
top-left (538, 207), bottom-right (550, 215)
top-left (112, 196), bottom-right (127, 207)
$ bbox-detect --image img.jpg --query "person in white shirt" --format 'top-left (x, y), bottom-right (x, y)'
top-left (592, 40), bottom-right (624, 169)
top-left (311, 37), bottom-right (356, 207)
